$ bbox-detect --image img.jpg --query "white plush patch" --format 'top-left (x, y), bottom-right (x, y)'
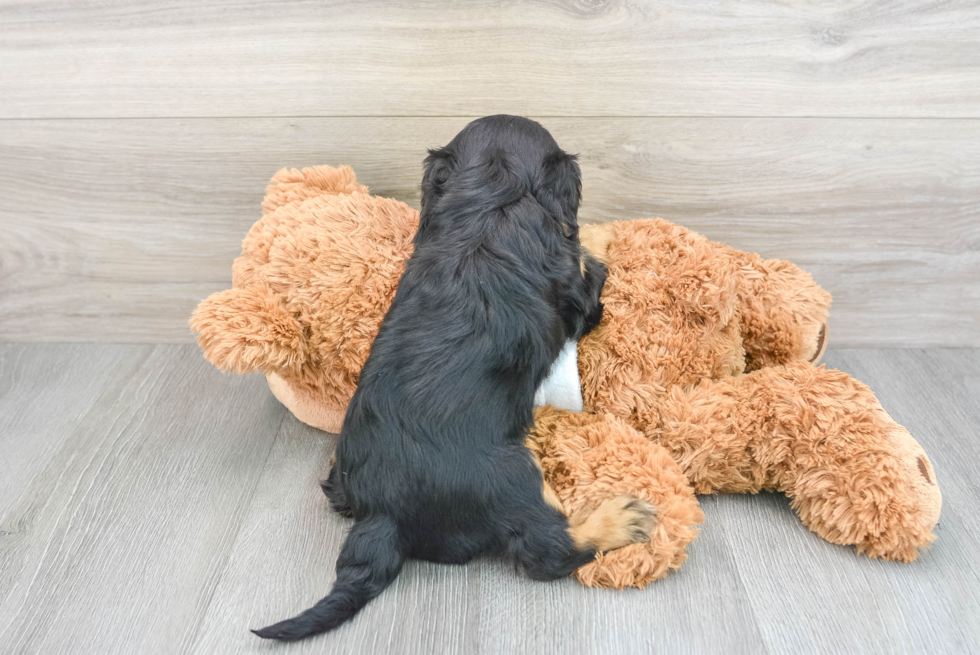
top-left (534, 340), bottom-right (583, 412)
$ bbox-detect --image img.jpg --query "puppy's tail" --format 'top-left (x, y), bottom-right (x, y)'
top-left (252, 517), bottom-right (403, 642)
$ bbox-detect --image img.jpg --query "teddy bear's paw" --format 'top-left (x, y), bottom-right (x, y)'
top-left (858, 420), bottom-right (941, 561)
top-left (789, 409), bottom-right (941, 563)
top-left (808, 321), bottom-right (829, 365)
top-left (569, 495), bottom-right (656, 553)
top-left (727, 249), bottom-right (832, 370)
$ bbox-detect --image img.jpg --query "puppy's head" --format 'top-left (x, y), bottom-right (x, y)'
top-left (418, 115), bottom-right (604, 340)
top-left (419, 115), bottom-right (581, 243)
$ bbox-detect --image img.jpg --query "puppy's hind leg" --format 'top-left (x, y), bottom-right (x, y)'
top-left (533, 457), bottom-right (566, 515)
top-left (533, 452), bottom-right (656, 554)
top-left (507, 505), bottom-right (596, 580)
top-left (321, 456), bottom-right (353, 518)
top-left (504, 455), bottom-right (655, 581)
top-left (566, 495), bottom-right (656, 553)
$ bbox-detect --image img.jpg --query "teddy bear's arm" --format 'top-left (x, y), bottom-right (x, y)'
top-left (721, 246), bottom-right (832, 370)
top-left (649, 360), bottom-right (940, 562)
top-left (584, 220), bottom-right (831, 370)
top-left (190, 285), bottom-right (307, 375)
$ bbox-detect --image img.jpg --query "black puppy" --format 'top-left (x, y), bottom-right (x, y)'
top-left (253, 116), bottom-right (654, 642)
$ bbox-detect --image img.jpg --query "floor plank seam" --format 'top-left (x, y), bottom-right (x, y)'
top-left (0, 346), bottom-right (161, 650)
top-left (180, 407), bottom-right (288, 655)
top-left (714, 506), bottom-right (775, 655)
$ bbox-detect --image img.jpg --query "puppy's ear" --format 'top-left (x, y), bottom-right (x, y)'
top-left (534, 152), bottom-right (582, 235)
top-left (559, 252), bottom-right (607, 340)
top-left (579, 253), bottom-right (607, 335)
top-left (421, 146), bottom-right (453, 211)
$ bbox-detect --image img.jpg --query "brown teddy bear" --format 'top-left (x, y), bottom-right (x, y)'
top-left (191, 165), bottom-right (941, 589)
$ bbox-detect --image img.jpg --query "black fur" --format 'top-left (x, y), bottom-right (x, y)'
top-left (253, 116), bottom-right (608, 642)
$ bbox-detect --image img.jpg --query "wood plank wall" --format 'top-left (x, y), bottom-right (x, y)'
top-left (1, 1), bottom-right (978, 345)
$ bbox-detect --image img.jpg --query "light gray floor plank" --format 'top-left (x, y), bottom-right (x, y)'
top-left (2, 0), bottom-right (979, 118)
top-left (0, 344), bottom-right (153, 623)
top-left (708, 349), bottom-right (980, 655)
top-left (2, 118), bottom-right (978, 346)
top-left (189, 416), bottom-right (485, 655)
top-left (3, 346), bottom-right (978, 653)
top-left (191, 417), bottom-right (765, 655)
top-left (470, 516), bottom-right (767, 655)
top-left (0, 344), bottom-right (286, 654)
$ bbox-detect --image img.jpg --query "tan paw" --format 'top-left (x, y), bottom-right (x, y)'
top-left (579, 223), bottom-right (615, 264)
top-left (569, 495), bottom-right (656, 552)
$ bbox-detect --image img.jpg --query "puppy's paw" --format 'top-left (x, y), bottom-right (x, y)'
top-left (570, 495), bottom-right (656, 552)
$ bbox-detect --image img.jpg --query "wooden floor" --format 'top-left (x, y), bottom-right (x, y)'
top-left (0, 344), bottom-right (977, 654)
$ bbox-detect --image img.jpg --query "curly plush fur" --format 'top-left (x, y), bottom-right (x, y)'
top-left (191, 164), bottom-right (941, 592)
top-left (576, 220), bottom-right (939, 564)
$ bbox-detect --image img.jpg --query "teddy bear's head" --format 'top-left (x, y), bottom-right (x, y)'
top-left (190, 166), bottom-right (418, 431)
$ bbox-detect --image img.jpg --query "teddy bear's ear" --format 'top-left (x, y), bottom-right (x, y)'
top-left (262, 165), bottom-right (368, 218)
top-left (190, 285), bottom-right (308, 375)
top-left (533, 151), bottom-right (582, 234)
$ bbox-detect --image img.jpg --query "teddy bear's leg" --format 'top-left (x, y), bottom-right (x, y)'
top-left (191, 286), bottom-right (351, 433)
top-left (723, 247), bottom-right (832, 370)
top-left (526, 407), bottom-right (704, 589)
top-left (649, 361), bottom-right (941, 562)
